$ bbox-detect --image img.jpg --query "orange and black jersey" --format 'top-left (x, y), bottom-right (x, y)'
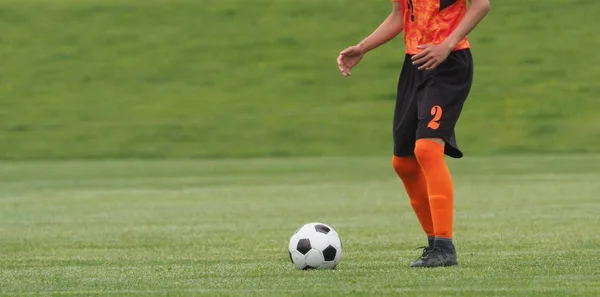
top-left (393, 0), bottom-right (470, 54)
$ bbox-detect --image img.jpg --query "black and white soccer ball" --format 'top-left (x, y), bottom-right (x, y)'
top-left (288, 222), bottom-right (343, 270)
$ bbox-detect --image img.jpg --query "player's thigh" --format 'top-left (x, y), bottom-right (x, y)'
top-left (416, 50), bottom-right (473, 139)
top-left (393, 55), bottom-right (419, 157)
top-left (393, 106), bottom-right (418, 157)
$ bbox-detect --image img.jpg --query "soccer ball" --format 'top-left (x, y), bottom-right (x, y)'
top-left (288, 222), bottom-right (343, 270)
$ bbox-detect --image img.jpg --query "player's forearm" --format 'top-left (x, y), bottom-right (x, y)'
top-left (443, 0), bottom-right (490, 49)
top-left (358, 14), bottom-right (403, 53)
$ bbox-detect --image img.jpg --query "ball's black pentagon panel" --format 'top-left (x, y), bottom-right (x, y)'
top-left (322, 245), bottom-right (337, 261)
top-left (303, 265), bottom-right (317, 270)
top-left (288, 251), bottom-right (293, 263)
top-left (314, 224), bottom-right (330, 234)
top-left (297, 238), bottom-right (311, 255)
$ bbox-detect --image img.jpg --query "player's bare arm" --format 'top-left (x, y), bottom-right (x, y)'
top-left (337, 3), bottom-right (403, 77)
top-left (412, 0), bottom-right (491, 71)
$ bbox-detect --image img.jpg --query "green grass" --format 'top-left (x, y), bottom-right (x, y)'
top-left (2, 1), bottom-right (599, 295)
top-left (0, 0), bottom-right (599, 159)
top-left (1, 156), bottom-right (600, 296)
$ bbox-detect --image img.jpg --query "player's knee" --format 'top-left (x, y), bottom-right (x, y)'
top-left (414, 139), bottom-right (444, 164)
top-left (392, 156), bottom-right (421, 180)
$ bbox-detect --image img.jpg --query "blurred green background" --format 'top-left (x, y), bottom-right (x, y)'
top-left (1, 0), bottom-right (598, 159)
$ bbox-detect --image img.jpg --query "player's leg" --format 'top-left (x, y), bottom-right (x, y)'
top-left (392, 55), bottom-right (435, 265)
top-left (392, 155), bottom-right (435, 266)
top-left (392, 156), bottom-right (433, 242)
top-left (411, 49), bottom-right (474, 268)
top-left (413, 137), bottom-right (458, 267)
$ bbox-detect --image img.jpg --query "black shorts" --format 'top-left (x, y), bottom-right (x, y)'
top-left (393, 49), bottom-right (473, 158)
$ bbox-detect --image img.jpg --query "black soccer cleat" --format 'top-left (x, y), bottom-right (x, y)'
top-left (410, 246), bottom-right (433, 268)
top-left (411, 240), bottom-right (458, 268)
top-left (418, 247), bottom-right (458, 267)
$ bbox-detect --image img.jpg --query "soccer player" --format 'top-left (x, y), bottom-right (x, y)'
top-left (337, 0), bottom-right (490, 268)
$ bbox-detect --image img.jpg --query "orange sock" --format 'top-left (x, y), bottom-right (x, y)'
top-left (392, 156), bottom-right (434, 238)
top-left (414, 139), bottom-right (454, 239)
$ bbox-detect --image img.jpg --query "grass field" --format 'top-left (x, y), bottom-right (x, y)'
top-left (1, 156), bottom-right (599, 296)
top-left (0, 0), bottom-right (599, 159)
top-left (2, 0), bottom-right (599, 296)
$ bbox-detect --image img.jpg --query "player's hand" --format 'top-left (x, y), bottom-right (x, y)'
top-left (411, 43), bottom-right (452, 71)
top-left (337, 45), bottom-right (365, 77)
